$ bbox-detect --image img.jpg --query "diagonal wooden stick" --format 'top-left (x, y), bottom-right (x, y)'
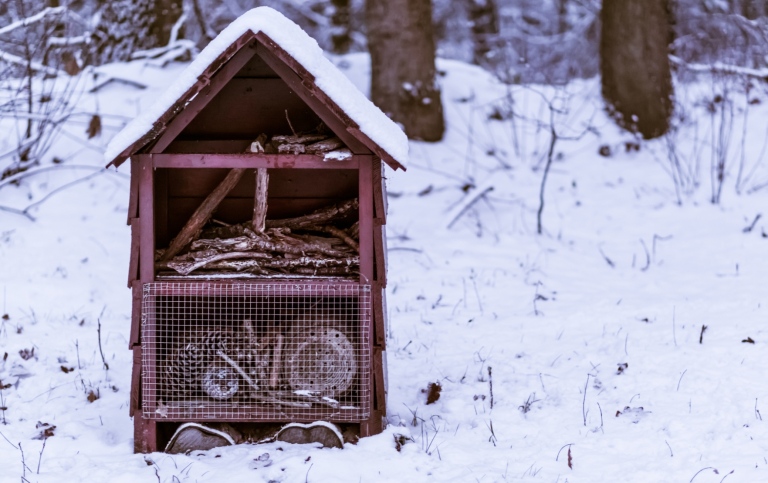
top-left (160, 168), bottom-right (246, 262)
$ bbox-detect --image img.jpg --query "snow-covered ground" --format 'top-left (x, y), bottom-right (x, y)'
top-left (1, 47), bottom-right (767, 483)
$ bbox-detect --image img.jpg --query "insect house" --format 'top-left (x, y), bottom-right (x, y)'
top-left (105, 8), bottom-right (407, 453)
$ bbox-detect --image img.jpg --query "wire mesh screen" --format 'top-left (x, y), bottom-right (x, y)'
top-left (141, 282), bottom-right (371, 422)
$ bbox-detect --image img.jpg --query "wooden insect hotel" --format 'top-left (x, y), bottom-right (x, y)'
top-left (105, 8), bottom-right (407, 453)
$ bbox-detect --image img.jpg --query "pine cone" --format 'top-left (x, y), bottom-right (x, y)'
top-left (163, 335), bottom-right (206, 399)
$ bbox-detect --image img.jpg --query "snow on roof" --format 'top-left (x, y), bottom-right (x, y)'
top-left (104, 7), bottom-right (409, 169)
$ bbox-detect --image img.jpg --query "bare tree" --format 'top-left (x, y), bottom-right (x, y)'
top-left (0, 2), bottom-right (86, 178)
top-left (464, 0), bottom-right (499, 66)
top-left (600, 0), bottom-right (674, 139)
top-left (330, 0), bottom-right (353, 53)
top-left (366, 0), bottom-right (444, 141)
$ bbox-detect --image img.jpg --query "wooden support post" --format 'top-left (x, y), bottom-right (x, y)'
top-left (252, 168), bottom-right (269, 232)
top-left (129, 281), bottom-right (142, 348)
top-left (358, 158), bottom-right (374, 283)
top-left (138, 156), bottom-right (155, 283)
top-left (160, 167), bottom-right (246, 262)
top-left (135, 155), bottom-right (158, 453)
top-left (134, 414), bottom-right (158, 453)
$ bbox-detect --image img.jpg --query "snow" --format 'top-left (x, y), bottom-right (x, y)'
top-left (2, 47), bottom-right (768, 483)
top-left (104, 7), bottom-right (409, 169)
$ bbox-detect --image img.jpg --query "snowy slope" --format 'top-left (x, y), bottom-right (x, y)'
top-left (1, 50), bottom-right (768, 483)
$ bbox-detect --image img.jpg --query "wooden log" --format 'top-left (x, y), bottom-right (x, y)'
top-left (277, 143), bottom-right (306, 154)
top-left (252, 168), bottom-right (269, 232)
top-left (163, 251), bottom-right (272, 276)
top-left (305, 136), bottom-right (344, 154)
top-left (159, 168), bottom-right (246, 262)
top-left (203, 256), bottom-right (358, 272)
top-left (271, 134), bottom-right (327, 144)
top-left (306, 225), bottom-right (359, 252)
top-left (192, 230), bottom-right (352, 259)
top-left (348, 221), bottom-right (359, 240)
top-left (266, 198), bottom-right (358, 230)
top-left (291, 266), bottom-right (358, 276)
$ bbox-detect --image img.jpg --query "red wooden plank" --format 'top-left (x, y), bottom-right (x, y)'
top-left (133, 416), bottom-right (158, 453)
top-left (139, 407), bottom-right (366, 422)
top-left (154, 169), bottom-right (169, 249)
top-left (359, 413), bottom-right (383, 437)
top-left (254, 41), bottom-right (372, 155)
top-left (166, 139), bottom-right (253, 153)
top-left (373, 222), bottom-right (387, 287)
top-left (372, 157), bottom-right (387, 223)
top-left (143, 280), bottom-right (362, 297)
top-left (137, 155), bottom-right (155, 282)
top-left (373, 348), bottom-right (386, 411)
top-left (129, 281), bottom-right (141, 348)
top-left (130, 346), bottom-right (141, 416)
top-left (257, 31), bottom-right (405, 172)
top-left (127, 220), bottom-right (140, 289)
top-left (373, 282), bottom-right (386, 348)
top-left (152, 153), bottom-right (358, 169)
top-left (127, 158), bottom-right (139, 224)
top-left (358, 160), bottom-right (374, 284)
top-left (108, 31), bottom-right (256, 168)
top-left (149, 44), bottom-right (259, 154)
top-left (255, 32), bottom-right (316, 83)
top-left (166, 167), bottom-right (357, 198)
top-left (347, 127), bottom-right (406, 172)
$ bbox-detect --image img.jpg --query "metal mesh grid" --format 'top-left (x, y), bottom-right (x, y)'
top-left (141, 282), bottom-right (371, 422)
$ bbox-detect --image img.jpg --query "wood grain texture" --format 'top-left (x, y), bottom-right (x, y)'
top-left (358, 160), bottom-right (373, 284)
top-left (152, 153), bottom-right (358, 169)
top-left (138, 156), bottom-right (155, 282)
top-left (252, 168), bottom-right (269, 232)
top-left (128, 219), bottom-right (140, 288)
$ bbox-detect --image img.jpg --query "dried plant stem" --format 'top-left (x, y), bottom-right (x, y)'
top-left (36, 438), bottom-right (46, 474)
top-left (537, 121), bottom-right (557, 235)
top-left (97, 319), bottom-right (108, 371)
top-left (582, 374), bottom-right (590, 426)
top-left (488, 366), bottom-right (494, 409)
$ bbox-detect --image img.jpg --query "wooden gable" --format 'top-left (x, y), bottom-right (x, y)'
top-left (107, 31), bottom-right (405, 171)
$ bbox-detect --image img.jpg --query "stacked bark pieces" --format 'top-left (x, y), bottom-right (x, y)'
top-left (248, 131), bottom-right (348, 157)
top-left (155, 175), bottom-right (360, 277)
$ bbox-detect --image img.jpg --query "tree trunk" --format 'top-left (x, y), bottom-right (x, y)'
top-left (89, 0), bottom-right (182, 65)
top-left (330, 0), bottom-right (353, 54)
top-left (366, 0), bottom-right (445, 141)
top-left (464, 0), bottom-right (499, 65)
top-left (600, 0), bottom-right (674, 139)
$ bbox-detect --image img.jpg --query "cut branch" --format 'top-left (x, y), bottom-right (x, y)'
top-left (266, 198), bottom-right (358, 230)
top-left (163, 251), bottom-right (271, 276)
top-left (306, 225), bottom-right (359, 252)
top-left (203, 256), bottom-right (358, 272)
top-left (446, 181), bottom-right (494, 229)
top-left (160, 168), bottom-right (246, 262)
top-left (670, 55), bottom-right (768, 81)
top-left (252, 168), bottom-right (269, 232)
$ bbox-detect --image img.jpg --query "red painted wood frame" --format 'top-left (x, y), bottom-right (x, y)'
top-left (140, 281), bottom-right (371, 423)
top-left (130, 152), bottom-right (382, 451)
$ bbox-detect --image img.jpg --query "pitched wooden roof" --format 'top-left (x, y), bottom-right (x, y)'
top-left (105, 7), bottom-right (408, 171)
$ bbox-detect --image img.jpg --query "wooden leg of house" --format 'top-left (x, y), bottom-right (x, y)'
top-left (134, 415), bottom-right (158, 453)
top-left (361, 348), bottom-right (387, 437)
